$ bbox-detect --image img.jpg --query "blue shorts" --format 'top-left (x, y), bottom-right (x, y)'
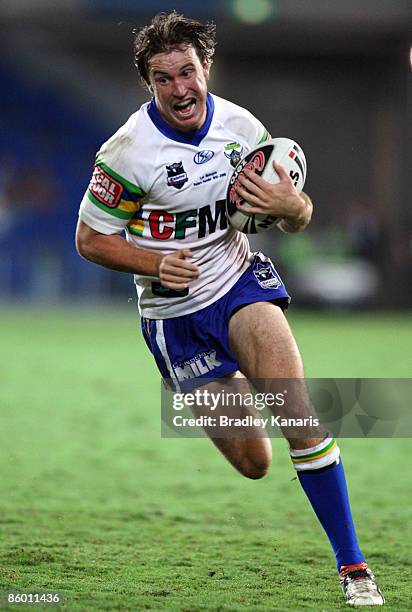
top-left (141, 252), bottom-right (290, 391)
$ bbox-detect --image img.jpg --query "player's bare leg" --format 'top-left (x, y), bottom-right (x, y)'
top-left (191, 302), bottom-right (319, 479)
top-left (207, 431), bottom-right (272, 480)
top-left (190, 373), bottom-right (272, 480)
top-left (228, 301), bottom-right (384, 605)
top-left (228, 301), bottom-right (323, 450)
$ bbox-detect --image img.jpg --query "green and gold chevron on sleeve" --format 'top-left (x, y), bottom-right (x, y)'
top-left (87, 159), bottom-right (145, 219)
top-left (95, 158), bottom-right (146, 198)
top-left (86, 190), bottom-right (136, 219)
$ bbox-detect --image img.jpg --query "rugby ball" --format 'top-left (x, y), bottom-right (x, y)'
top-left (226, 137), bottom-right (307, 234)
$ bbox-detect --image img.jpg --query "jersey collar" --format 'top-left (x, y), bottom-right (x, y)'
top-left (147, 93), bottom-right (214, 147)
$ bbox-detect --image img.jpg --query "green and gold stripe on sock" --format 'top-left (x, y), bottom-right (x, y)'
top-left (290, 437), bottom-right (340, 471)
top-left (291, 438), bottom-right (337, 464)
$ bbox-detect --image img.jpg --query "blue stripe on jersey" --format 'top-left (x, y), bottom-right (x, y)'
top-left (147, 93), bottom-right (215, 147)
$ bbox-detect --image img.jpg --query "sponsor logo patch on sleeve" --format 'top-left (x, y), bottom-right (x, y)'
top-left (89, 165), bottom-right (123, 208)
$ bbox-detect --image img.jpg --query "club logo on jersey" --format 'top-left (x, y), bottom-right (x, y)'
top-left (166, 161), bottom-right (188, 190)
top-left (193, 150), bottom-right (214, 165)
top-left (89, 165), bottom-right (122, 208)
top-left (253, 260), bottom-right (282, 289)
top-left (224, 142), bottom-right (244, 168)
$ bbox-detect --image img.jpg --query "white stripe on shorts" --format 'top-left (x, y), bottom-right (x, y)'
top-left (155, 320), bottom-right (181, 392)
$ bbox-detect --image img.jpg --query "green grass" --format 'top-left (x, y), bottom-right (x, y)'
top-left (0, 308), bottom-right (411, 610)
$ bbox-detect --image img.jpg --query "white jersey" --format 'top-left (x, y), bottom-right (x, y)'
top-left (79, 93), bottom-right (270, 319)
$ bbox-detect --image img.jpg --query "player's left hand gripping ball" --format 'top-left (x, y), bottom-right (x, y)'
top-left (225, 137), bottom-right (307, 234)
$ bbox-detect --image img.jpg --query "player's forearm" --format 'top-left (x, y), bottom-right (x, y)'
top-left (278, 192), bottom-right (313, 233)
top-left (76, 222), bottom-right (161, 277)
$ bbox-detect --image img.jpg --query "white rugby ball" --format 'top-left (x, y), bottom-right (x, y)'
top-left (226, 137), bottom-right (307, 234)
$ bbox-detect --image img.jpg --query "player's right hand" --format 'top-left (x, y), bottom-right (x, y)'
top-left (158, 249), bottom-right (200, 290)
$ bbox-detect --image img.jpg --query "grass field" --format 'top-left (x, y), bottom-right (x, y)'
top-left (0, 307), bottom-right (411, 610)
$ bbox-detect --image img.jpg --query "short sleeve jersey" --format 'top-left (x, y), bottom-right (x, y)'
top-left (79, 93), bottom-right (270, 319)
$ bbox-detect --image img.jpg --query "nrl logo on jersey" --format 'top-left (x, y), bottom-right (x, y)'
top-left (166, 161), bottom-right (188, 190)
top-left (253, 261), bottom-right (282, 289)
top-left (224, 141), bottom-right (243, 168)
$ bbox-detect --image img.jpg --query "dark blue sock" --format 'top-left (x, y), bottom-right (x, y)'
top-left (297, 459), bottom-right (364, 569)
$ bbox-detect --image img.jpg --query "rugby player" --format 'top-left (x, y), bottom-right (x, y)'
top-left (75, 12), bottom-right (384, 606)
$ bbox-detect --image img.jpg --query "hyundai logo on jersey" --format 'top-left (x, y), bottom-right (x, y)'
top-left (166, 161), bottom-right (188, 189)
top-left (193, 150), bottom-right (215, 165)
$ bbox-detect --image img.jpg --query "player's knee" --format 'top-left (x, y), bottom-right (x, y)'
top-left (240, 456), bottom-right (271, 480)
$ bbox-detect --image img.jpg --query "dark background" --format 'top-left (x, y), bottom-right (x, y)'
top-left (0, 0), bottom-right (410, 307)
